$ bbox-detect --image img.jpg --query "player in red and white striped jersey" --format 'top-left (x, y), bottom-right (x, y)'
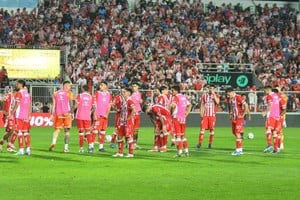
top-left (0, 88), bottom-right (17, 152)
top-left (226, 87), bottom-right (250, 156)
top-left (196, 85), bottom-right (220, 149)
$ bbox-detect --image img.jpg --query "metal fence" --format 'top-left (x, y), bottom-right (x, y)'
top-left (1, 85), bottom-right (300, 113)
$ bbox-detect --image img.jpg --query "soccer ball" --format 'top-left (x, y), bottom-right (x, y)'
top-left (105, 135), bottom-right (112, 143)
top-left (247, 133), bottom-right (254, 139)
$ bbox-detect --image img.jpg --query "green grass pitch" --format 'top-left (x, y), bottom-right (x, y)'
top-left (0, 126), bottom-right (299, 200)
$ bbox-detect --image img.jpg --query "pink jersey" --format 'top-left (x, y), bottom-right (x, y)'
top-left (227, 94), bottom-right (246, 120)
top-left (93, 91), bottom-right (112, 116)
top-left (201, 93), bottom-right (219, 117)
top-left (15, 89), bottom-right (31, 120)
top-left (266, 92), bottom-right (280, 118)
top-left (131, 91), bottom-right (142, 113)
top-left (54, 89), bottom-right (73, 115)
top-left (75, 92), bottom-right (93, 120)
top-left (171, 93), bottom-right (190, 121)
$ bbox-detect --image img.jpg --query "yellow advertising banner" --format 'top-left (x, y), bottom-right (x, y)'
top-left (0, 49), bottom-right (60, 79)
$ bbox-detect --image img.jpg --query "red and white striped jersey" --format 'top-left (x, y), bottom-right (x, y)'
top-left (227, 94), bottom-right (246, 120)
top-left (200, 93), bottom-right (219, 117)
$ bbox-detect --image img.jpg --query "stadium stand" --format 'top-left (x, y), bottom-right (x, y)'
top-left (0, 0), bottom-right (299, 111)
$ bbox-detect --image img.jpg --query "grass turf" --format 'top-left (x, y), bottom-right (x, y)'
top-left (0, 126), bottom-right (299, 200)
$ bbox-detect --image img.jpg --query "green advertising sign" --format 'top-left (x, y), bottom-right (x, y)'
top-left (203, 72), bottom-right (252, 88)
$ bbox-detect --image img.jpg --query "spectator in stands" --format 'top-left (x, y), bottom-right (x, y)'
top-left (0, 0), bottom-right (299, 111)
top-left (0, 66), bottom-right (9, 89)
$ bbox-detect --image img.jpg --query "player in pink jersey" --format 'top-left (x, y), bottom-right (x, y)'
top-left (143, 103), bottom-right (172, 152)
top-left (262, 85), bottom-right (281, 153)
top-left (226, 87), bottom-right (250, 156)
top-left (92, 81), bottom-right (112, 152)
top-left (0, 88), bottom-right (17, 152)
top-left (197, 85), bottom-right (220, 149)
top-left (74, 85), bottom-right (93, 153)
top-left (131, 82), bottom-right (143, 149)
top-left (113, 87), bottom-right (136, 158)
top-left (9, 80), bottom-right (32, 155)
top-left (110, 89), bottom-right (126, 149)
top-left (170, 85), bottom-right (192, 157)
top-left (274, 85), bottom-right (288, 150)
top-left (49, 81), bottom-right (74, 152)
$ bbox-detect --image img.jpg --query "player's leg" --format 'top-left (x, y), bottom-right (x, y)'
top-left (149, 123), bottom-right (160, 152)
top-left (76, 119), bottom-right (84, 153)
top-left (133, 115), bottom-right (141, 149)
top-left (49, 115), bottom-right (62, 151)
top-left (264, 118), bottom-right (274, 153)
top-left (208, 117), bottom-right (216, 148)
top-left (24, 120), bottom-right (31, 155)
top-left (24, 121), bottom-right (31, 155)
top-left (231, 120), bottom-right (243, 156)
top-left (63, 115), bottom-right (72, 152)
top-left (98, 117), bottom-right (108, 152)
top-left (110, 127), bottom-right (118, 148)
top-left (182, 124), bottom-right (189, 156)
top-left (7, 130), bottom-right (17, 152)
top-left (113, 126), bottom-right (125, 157)
top-left (197, 117), bottom-right (207, 148)
top-left (125, 122), bottom-right (134, 158)
top-left (15, 119), bottom-right (25, 155)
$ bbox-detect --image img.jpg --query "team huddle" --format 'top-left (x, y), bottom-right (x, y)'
top-left (0, 80), bottom-right (287, 157)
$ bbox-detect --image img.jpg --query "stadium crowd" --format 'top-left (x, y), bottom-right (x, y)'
top-left (0, 0), bottom-right (299, 111)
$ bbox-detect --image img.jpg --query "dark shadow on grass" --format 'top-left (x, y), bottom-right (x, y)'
top-left (0, 154), bottom-right (19, 163)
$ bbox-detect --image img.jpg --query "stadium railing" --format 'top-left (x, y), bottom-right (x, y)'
top-left (1, 85), bottom-right (299, 113)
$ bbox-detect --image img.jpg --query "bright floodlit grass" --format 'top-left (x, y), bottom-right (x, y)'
top-left (0, 126), bottom-right (299, 200)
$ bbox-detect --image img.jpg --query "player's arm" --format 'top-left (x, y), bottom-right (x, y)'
top-left (263, 98), bottom-right (272, 117)
top-left (242, 102), bottom-right (251, 120)
top-left (104, 96), bottom-right (113, 118)
top-left (213, 93), bottom-right (220, 105)
top-left (169, 101), bottom-right (176, 116)
top-left (10, 100), bottom-right (19, 118)
top-left (227, 98), bottom-right (232, 119)
top-left (127, 105), bottom-right (136, 121)
top-left (186, 103), bottom-right (192, 117)
top-left (200, 101), bottom-right (204, 117)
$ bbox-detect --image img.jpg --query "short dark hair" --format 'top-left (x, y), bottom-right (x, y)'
top-left (17, 80), bottom-right (26, 87)
top-left (209, 84), bottom-right (215, 88)
top-left (225, 87), bottom-right (234, 93)
top-left (142, 103), bottom-right (150, 113)
top-left (264, 85), bottom-right (272, 90)
top-left (124, 87), bottom-right (132, 94)
top-left (171, 85), bottom-right (180, 93)
top-left (82, 85), bottom-right (88, 92)
top-left (100, 81), bottom-right (108, 85)
top-left (272, 88), bottom-right (279, 93)
top-left (63, 80), bottom-right (71, 86)
top-left (159, 85), bottom-right (168, 93)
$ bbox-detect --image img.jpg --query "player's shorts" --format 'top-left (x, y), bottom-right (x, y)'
top-left (2, 115), bottom-right (15, 132)
top-left (93, 116), bottom-right (108, 130)
top-left (54, 114), bottom-right (72, 129)
top-left (231, 118), bottom-right (244, 135)
top-left (117, 118), bottom-right (134, 138)
top-left (133, 114), bottom-right (140, 129)
top-left (16, 118), bottom-right (30, 132)
top-left (201, 116), bottom-right (216, 130)
top-left (172, 118), bottom-right (186, 137)
top-left (76, 119), bottom-right (91, 132)
top-left (265, 117), bottom-right (281, 132)
top-left (154, 118), bottom-right (172, 134)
